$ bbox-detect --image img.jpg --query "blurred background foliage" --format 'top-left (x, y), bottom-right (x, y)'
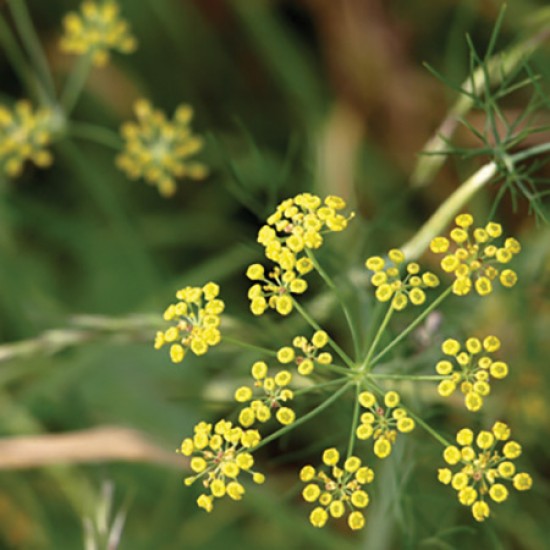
top-left (0, 0), bottom-right (549, 548)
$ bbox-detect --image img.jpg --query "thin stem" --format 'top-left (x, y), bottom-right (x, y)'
top-left (321, 363), bottom-right (355, 376)
top-left (251, 381), bottom-right (352, 452)
top-left (0, 314), bottom-right (162, 365)
top-left (222, 335), bottom-right (277, 357)
top-left (361, 303), bottom-right (394, 371)
top-left (509, 141), bottom-right (550, 164)
top-left (405, 408), bottom-right (452, 448)
top-left (370, 286), bottom-right (453, 366)
top-left (306, 249), bottom-right (360, 361)
top-left (367, 378), bottom-right (452, 448)
top-left (8, 0), bottom-right (56, 98)
top-left (292, 378), bottom-right (348, 397)
top-left (361, 300), bottom-right (383, 357)
top-left (402, 162), bottom-right (498, 260)
top-left (68, 122), bottom-right (123, 150)
top-left (402, 140), bottom-right (550, 261)
top-left (346, 383), bottom-right (361, 459)
top-left (369, 373), bottom-right (446, 382)
top-left (61, 54), bottom-right (93, 114)
top-left (411, 23), bottom-right (550, 188)
top-left (0, 10), bottom-right (48, 103)
top-left (291, 298), bottom-right (355, 370)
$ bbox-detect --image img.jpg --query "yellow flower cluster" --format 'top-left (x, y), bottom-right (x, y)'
top-left (438, 423), bottom-right (532, 522)
top-left (276, 331), bottom-right (333, 376)
top-left (59, 0), bottom-right (137, 66)
top-left (180, 420), bottom-right (264, 513)
top-left (247, 194), bottom-right (353, 316)
top-left (300, 448), bottom-right (374, 530)
top-left (365, 250), bottom-right (440, 310)
top-left (356, 391), bottom-right (415, 458)
top-left (247, 264), bottom-right (308, 316)
top-left (0, 101), bottom-right (54, 178)
top-left (436, 336), bottom-right (507, 411)
top-left (235, 361), bottom-right (295, 427)
top-left (430, 213), bottom-right (520, 296)
top-left (154, 283), bottom-right (223, 362)
top-left (116, 99), bottom-right (208, 197)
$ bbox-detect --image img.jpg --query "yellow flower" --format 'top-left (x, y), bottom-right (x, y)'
top-left (276, 347), bottom-right (295, 364)
top-left (234, 362), bottom-right (295, 427)
top-left (439, 423), bottom-right (531, 521)
top-left (356, 391), bottom-right (415, 458)
top-left (197, 494), bottom-right (213, 513)
top-left (155, 283), bottom-right (223, 362)
top-left (272, 331), bottom-right (334, 376)
top-left (181, 419), bottom-right (263, 512)
top-left (0, 101), bottom-right (54, 178)
top-left (309, 507), bottom-right (328, 528)
top-left (250, 194), bottom-right (353, 315)
top-left (300, 452), bottom-right (374, 530)
top-left (59, 1), bottom-right (137, 66)
top-left (435, 335), bottom-right (508, 411)
top-left (365, 251), bottom-right (439, 310)
top-left (471, 500), bottom-right (490, 521)
top-left (246, 265), bottom-right (304, 316)
top-left (430, 213), bottom-right (520, 297)
top-left (117, 99), bottom-right (207, 197)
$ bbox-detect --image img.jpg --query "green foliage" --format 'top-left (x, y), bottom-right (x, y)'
top-left (0, 1), bottom-right (549, 549)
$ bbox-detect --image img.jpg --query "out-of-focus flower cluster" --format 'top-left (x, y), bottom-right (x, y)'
top-left (436, 335), bottom-right (507, 411)
top-left (300, 448), bottom-right (374, 530)
top-left (365, 249), bottom-right (440, 310)
top-left (154, 283), bottom-right (223, 362)
top-left (0, 101), bottom-right (54, 178)
top-left (246, 194), bottom-right (353, 316)
top-left (179, 420), bottom-right (264, 513)
top-left (60, 0), bottom-right (137, 66)
top-left (117, 99), bottom-right (208, 197)
top-left (430, 213), bottom-right (520, 296)
top-left (438, 423), bottom-right (532, 521)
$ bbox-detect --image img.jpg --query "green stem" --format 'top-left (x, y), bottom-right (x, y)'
top-left (509, 141), bottom-right (550, 164)
top-left (361, 303), bottom-right (394, 371)
top-left (368, 378), bottom-right (451, 448)
top-left (405, 408), bottom-right (452, 448)
top-left (292, 378), bottom-right (348, 397)
top-left (402, 162), bottom-right (498, 260)
top-left (403, 141), bottom-right (550, 261)
top-left (291, 298), bottom-right (355, 370)
top-left (370, 286), bottom-right (453, 366)
top-left (369, 373), bottom-right (445, 382)
top-left (222, 335), bottom-right (278, 357)
top-left (8, 0), bottom-right (56, 98)
top-left (61, 54), bottom-right (93, 114)
top-left (317, 363), bottom-right (353, 376)
top-left (0, 314), bottom-right (161, 365)
top-left (411, 23), bottom-right (550, 188)
top-left (306, 249), bottom-right (360, 361)
top-left (68, 122), bottom-right (123, 150)
top-left (346, 383), bottom-right (361, 459)
top-left (361, 300), bottom-right (383, 357)
top-left (0, 11), bottom-right (48, 103)
top-left (251, 381), bottom-right (352, 452)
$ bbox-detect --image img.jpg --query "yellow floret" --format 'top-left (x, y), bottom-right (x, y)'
top-left (117, 99), bottom-right (207, 196)
top-left (60, 1), bottom-right (137, 66)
